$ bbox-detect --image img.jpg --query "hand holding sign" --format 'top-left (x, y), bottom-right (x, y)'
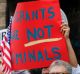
top-left (61, 23), bottom-right (70, 39)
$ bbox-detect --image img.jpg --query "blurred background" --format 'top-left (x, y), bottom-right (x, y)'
top-left (0, 0), bottom-right (80, 64)
top-left (0, 0), bottom-right (6, 29)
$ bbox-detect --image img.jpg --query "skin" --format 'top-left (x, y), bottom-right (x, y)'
top-left (61, 23), bottom-right (78, 67)
top-left (49, 65), bottom-right (68, 73)
top-left (42, 23), bottom-right (78, 74)
top-left (0, 64), bottom-right (3, 74)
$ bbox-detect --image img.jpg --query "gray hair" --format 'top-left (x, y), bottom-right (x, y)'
top-left (60, 9), bottom-right (68, 24)
top-left (49, 60), bottom-right (72, 74)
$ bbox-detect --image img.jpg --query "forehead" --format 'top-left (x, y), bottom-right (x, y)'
top-left (49, 65), bottom-right (68, 73)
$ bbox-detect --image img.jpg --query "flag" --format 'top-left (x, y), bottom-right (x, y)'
top-left (0, 16), bottom-right (12, 74)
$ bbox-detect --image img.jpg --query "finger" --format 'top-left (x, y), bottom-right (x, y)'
top-left (61, 24), bottom-right (70, 30)
top-left (62, 28), bottom-right (69, 35)
top-left (61, 29), bottom-right (66, 35)
top-left (60, 25), bottom-right (68, 32)
top-left (61, 28), bottom-right (69, 32)
top-left (61, 28), bottom-right (69, 35)
top-left (60, 26), bottom-right (69, 32)
top-left (61, 24), bottom-right (68, 27)
top-left (61, 22), bottom-right (68, 27)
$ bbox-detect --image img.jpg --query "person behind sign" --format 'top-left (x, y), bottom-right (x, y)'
top-left (42, 23), bottom-right (80, 74)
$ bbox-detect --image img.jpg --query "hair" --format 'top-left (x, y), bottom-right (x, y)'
top-left (49, 60), bottom-right (72, 74)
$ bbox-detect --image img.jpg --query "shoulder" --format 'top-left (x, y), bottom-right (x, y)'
top-left (72, 64), bottom-right (80, 74)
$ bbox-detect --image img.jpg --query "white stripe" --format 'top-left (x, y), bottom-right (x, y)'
top-left (3, 40), bottom-right (10, 49)
top-left (5, 41), bottom-right (10, 49)
top-left (0, 53), bottom-right (2, 55)
top-left (1, 42), bottom-right (4, 48)
top-left (3, 36), bottom-right (7, 42)
top-left (3, 55), bottom-right (11, 68)
top-left (3, 36), bottom-right (10, 50)
top-left (6, 69), bottom-right (10, 74)
top-left (1, 36), bottom-right (11, 74)
top-left (9, 71), bottom-right (12, 74)
top-left (2, 64), bottom-right (5, 71)
top-left (4, 66), bottom-right (7, 74)
top-left (3, 48), bottom-right (11, 59)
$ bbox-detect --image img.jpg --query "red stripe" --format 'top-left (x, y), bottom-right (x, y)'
top-left (1, 35), bottom-right (12, 74)
top-left (5, 45), bottom-right (11, 54)
top-left (4, 36), bottom-right (8, 42)
top-left (2, 38), bottom-right (11, 53)
top-left (2, 65), bottom-right (5, 72)
top-left (2, 58), bottom-right (11, 69)
top-left (1, 37), bottom-right (12, 74)
top-left (1, 43), bottom-right (11, 62)
top-left (2, 49), bottom-right (11, 68)
top-left (3, 46), bottom-right (11, 59)
top-left (3, 52), bottom-right (11, 62)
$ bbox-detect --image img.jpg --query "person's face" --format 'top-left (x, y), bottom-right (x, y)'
top-left (49, 65), bottom-right (70, 74)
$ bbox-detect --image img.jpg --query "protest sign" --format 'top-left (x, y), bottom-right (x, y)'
top-left (11, 0), bottom-right (69, 70)
top-left (0, 29), bottom-right (7, 44)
